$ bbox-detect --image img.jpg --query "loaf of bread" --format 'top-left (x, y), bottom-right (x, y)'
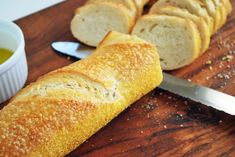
top-left (132, 15), bottom-right (201, 70)
top-left (0, 31), bottom-right (163, 156)
top-left (71, 0), bottom-right (149, 47)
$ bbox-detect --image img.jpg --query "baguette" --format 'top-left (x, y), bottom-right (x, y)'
top-left (132, 14), bottom-right (201, 70)
top-left (0, 31), bottom-right (163, 156)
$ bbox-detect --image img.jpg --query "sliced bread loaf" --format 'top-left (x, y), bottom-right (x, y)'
top-left (151, 5), bottom-right (210, 54)
top-left (132, 14), bottom-right (201, 70)
top-left (71, 2), bottom-right (134, 47)
top-left (149, 0), bottom-right (214, 35)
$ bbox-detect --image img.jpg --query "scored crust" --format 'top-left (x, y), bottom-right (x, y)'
top-left (0, 31), bottom-right (163, 156)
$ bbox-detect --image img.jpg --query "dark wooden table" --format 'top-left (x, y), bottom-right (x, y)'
top-left (1, 0), bottom-right (235, 156)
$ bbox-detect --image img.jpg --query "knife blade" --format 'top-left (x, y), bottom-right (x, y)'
top-left (51, 41), bottom-right (235, 115)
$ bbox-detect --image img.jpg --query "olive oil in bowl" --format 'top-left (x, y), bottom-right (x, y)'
top-left (0, 48), bottom-right (13, 64)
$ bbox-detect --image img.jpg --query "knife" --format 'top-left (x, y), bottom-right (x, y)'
top-left (51, 41), bottom-right (235, 115)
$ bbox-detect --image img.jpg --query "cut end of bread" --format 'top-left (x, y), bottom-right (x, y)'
top-left (132, 15), bottom-right (201, 70)
top-left (71, 2), bottom-right (132, 47)
top-left (151, 5), bottom-right (210, 54)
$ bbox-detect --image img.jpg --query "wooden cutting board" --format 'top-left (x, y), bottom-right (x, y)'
top-left (1, 0), bottom-right (235, 156)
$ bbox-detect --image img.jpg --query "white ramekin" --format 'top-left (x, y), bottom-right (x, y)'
top-left (0, 19), bottom-right (28, 103)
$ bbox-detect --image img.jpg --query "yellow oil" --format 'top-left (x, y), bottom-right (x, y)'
top-left (0, 48), bottom-right (13, 64)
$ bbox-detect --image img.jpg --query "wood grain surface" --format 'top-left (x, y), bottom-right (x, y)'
top-left (1, 0), bottom-right (235, 156)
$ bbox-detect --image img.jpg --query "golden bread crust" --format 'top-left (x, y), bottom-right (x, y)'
top-left (0, 31), bottom-right (162, 156)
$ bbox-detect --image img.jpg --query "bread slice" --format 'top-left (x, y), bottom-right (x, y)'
top-left (212, 0), bottom-right (227, 28)
top-left (199, 0), bottom-right (221, 33)
top-left (0, 31), bottom-right (163, 157)
top-left (132, 14), bottom-right (201, 70)
top-left (71, 2), bottom-right (134, 47)
top-left (86, 0), bottom-right (138, 20)
top-left (151, 5), bottom-right (210, 54)
top-left (149, 0), bottom-right (214, 35)
top-left (219, 0), bottom-right (232, 26)
top-left (222, 0), bottom-right (232, 14)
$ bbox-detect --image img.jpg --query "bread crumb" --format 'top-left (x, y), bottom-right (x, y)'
top-left (141, 103), bottom-right (154, 110)
top-left (224, 74), bottom-right (230, 80)
top-left (228, 50), bottom-right (235, 55)
top-left (147, 113), bottom-right (150, 118)
top-left (206, 60), bottom-right (212, 65)
top-left (217, 74), bottom-right (223, 79)
top-left (217, 73), bottom-right (231, 80)
top-left (222, 55), bottom-right (233, 62)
